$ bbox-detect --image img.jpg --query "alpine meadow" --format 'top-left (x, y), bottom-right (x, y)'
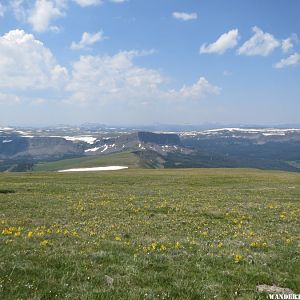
top-left (1, 169), bottom-right (299, 299)
top-left (0, 0), bottom-right (300, 299)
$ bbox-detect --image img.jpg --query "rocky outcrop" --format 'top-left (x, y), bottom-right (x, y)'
top-left (115, 132), bottom-right (181, 146)
top-left (27, 137), bottom-right (83, 159)
top-left (0, 136), bottom-right (83, 160)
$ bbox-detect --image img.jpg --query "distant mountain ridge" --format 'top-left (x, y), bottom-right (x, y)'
top-left (0, 129), bottom-right (187, 171)
top-left (1, 126), bottom-right (300, 172)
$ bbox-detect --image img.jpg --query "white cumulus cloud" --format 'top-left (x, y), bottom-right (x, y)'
top-left (167, 77), bottom-right (221, 100)
top-left (9, 0), bottom-right (67, 32)
top-left (9, 0), bottom-right (126, 31)
top-left (200, 29), bottom-right (239, 54)
top-left (172, 12), bottom-right (198, 21)
top-left (0, 29), bottom-right (68, 90)
top-left (71, 31), bottom-right (106, 50)
top-left (28, 0), bottom-right (67, 32)
top-left (273, 52), bottom-right (300, 69)
top-left (281, 34), bottom-right (298, 53)
top-left (281, 38), bottom-right (293, 53)
top-left (237, 26), bottom-right (280, 56)
top-left (0, 29), bottom-right (219, 107)
top-left (66, 51), bottom-right (220, 105)
top-left (66, 51), bottom-right (164, 104)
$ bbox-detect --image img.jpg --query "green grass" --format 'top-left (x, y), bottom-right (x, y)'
top-left (33, 152), bottom-right (142, 172)
top-left (0, 168), bottom-right (299, 299)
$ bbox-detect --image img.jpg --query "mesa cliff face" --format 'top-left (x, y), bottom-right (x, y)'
top-left (27, 137), bottom-right (84, 159)
top-left (115, 132), bottom-right (181, 146)
top-left (0, 136), bottom-right (83, 160)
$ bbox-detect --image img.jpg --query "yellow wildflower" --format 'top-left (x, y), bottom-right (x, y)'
top-left (250, 242), bottom-right (259, 248)
top-left (160, 244), bottom-right (167, 251)
top-left (234, 254), bottom-right (242, 263)
top-left (2, 228), bottom-right (13, 235)
top-left (40, 240), bottom-right (49, 246)
top-left (175, 241), bottom-right (181, 249)
top-left (151, 242), bottom-right (157, 251)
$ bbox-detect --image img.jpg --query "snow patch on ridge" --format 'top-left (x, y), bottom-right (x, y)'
top-left (85, 147), bottom-right (100, 153)
top-left (63, 136), bottom-right (97, 144)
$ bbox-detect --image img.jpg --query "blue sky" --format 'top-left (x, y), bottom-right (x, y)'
top-left (0, 0), bottom-right (299, 126)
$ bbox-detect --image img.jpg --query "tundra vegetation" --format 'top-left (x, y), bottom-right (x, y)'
top-left (0, 169), bottom-right (299, 299)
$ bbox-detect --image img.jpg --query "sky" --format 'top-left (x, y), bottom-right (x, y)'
top-left (0, 0), bottom-right (299, 126)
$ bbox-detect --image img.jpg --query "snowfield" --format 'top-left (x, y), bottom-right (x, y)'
top-left (63, 136), bottom-right (97, 144)
top-left (180, 128), bottom-right (300, 137)
top-left (58, 166), bottom-right (128, 172)
top-left (84, 147), bottom-right (100, 153)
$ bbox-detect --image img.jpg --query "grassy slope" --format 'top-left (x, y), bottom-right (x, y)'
top-left (33, 152), bottom-right (142, 171)
top-left (0, 168), bottom-right (299, 299)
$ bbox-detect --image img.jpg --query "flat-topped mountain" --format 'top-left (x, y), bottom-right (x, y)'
top-left (111, 131), bottom-right (181, 147)
top-left (0, 129), bottom-right (185, 171)
top-left (0, 136), bottom-right (83, 160)
top-left (1, 126), bottom-right (300, 172)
